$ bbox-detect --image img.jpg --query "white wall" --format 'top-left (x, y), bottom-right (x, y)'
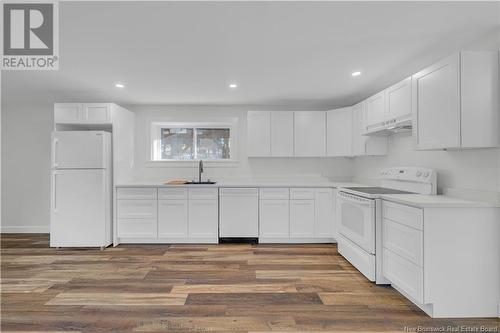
top-left (130, 105), bottom-right (355, 183)
top-left (354, 133), bottom-right (500, 194)
top-left (1, 99), bottom-right (53, 233)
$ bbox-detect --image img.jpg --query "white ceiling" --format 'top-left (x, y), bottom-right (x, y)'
top-left (2, 1), bottom-right (500, 108)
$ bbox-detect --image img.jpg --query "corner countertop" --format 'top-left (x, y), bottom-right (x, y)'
top-left (380, 194), bottom-right (500, 208)
top-left (115, 179), bottom-right (368, 189)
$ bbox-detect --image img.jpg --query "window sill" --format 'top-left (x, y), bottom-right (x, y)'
top-left (145, 160), bottom-right (239, 168)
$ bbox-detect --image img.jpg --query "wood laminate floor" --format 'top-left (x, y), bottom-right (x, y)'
top-left (1, 234), bottom-right (499, 332)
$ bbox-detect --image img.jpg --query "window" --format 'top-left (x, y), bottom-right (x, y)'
top-left (151, 122), bottom-right (234, 162)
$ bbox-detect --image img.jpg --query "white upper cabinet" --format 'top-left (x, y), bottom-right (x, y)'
top-left (247, 111), bottom-right (271, 157)
top-left (327, 107), bottom-right (353, 157)
top-left (271, 111), bottom-right (294, 156)
top-left (413, 51), bottom-right (498, 150)
top-left (364, 91), bottom-right (386, 131)
top-left (294, 111), bottom-right (326, 157)
top-left (54, 104), bottom-right (83, 124)
top-left (83, 103), bottom-right (111, 124)
top-left (386, 77), bottom-right (412, 123)
top-left (54, 103), bottom-right (111, 124)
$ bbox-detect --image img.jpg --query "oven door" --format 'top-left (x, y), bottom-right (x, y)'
top-left (337, 191), bottom-right (376, 254)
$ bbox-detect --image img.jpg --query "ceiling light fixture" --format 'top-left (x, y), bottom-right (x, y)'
top-left (351, 71), bottom-right (362, 77)
top-left (229, 83), bottom-right (238, 89)
top-left (115, 83), bottom-right (125, 88)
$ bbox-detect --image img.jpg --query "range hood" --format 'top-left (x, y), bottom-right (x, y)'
top-left (362, 117), bottom-right (412, 136)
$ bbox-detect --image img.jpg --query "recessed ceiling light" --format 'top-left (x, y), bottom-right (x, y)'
top-left (115, 83), bottom-right (125, 88)
top-left (229, 83), bottom-right (238, 89)
top-left (351, 71), bottom-right (362, 77)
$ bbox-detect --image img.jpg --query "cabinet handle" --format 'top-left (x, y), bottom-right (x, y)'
top-left (52, 173), bottom-right (58, 212)
top-left (53, 138), bottom-right (59, 167)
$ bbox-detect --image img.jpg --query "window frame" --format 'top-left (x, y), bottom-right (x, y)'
top-left (148, 120), bottom-right (238, 167)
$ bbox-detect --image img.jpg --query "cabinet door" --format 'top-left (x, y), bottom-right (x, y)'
top-left (259, 200), bottom-right (289, 239)
top-left (158, 200), bottom-right (188, 238)
top-left (54, 103), bottom-right (83, 124)
top-left (351, 102), bottom-right (365, 156)
top-left (365, 91), bottom-right (386, 130)
top-left (50, 169), bottom-right (106, 246)
top-left (352, 103), bottom-right (388, 156)
top-left (386, 77), bottom-right (412, 121)
top-left (247, 111), bottom-right (271, 156)
top-left (314, 188), bottom-right (334, 238)
top-left (327, 107), bottom-right (352, 157)
top-left (271, 111), bottom-right (294, 156)
top-left (294, 112), bottom-right (326, 157)
top-left (83, 103), bottom-right (111, 124)
top-left (188, 199), bottom-right (218, 239)
top-left (413, 53), bottom-right (460, 150)
top-left (290, 200), bottom-right (315, 238)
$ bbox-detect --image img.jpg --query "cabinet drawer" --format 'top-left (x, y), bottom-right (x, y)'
top-left (220, 188), bottom-right (258, 196)
top-left (118, 218), bottom-right (157, 238)
top-left (383, 219), bottom-right (423, 266)
top-left (259, 188), bottom-right (289, 200)
top-left (117, 188), bottom-right (157, 200)
top-left (382, 201), bottom-right (423, 230)
top-left (189, 188), bottom-right (218, 200)
top-left (159, 188), bottom-right (188, 200)
top-left (383, 249), bottom-right (423, 304)
top-left (290, 188), bottom-right (315, 200)
top-left (117, 200), bottom-right (157, 219)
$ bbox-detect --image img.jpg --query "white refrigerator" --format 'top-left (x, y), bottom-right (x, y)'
top-left (50, 131), bottom-right (112, 248)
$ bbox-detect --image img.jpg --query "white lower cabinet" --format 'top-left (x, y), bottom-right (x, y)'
top-left (158, 199), bottom-right (188, 238)
top-left (314, 188), bottom-right (334, 238)
top-left (116, 187), bottom-right (218, 243)
top-left (259, 199), bottom-right (290, 240)
top-left (383, 248), bottom-right (424, 303)
top-left (382, 200), bottom-right (500, 318)
top-left (116, 186), bottom-right (335, 245)
top-left (117, 199), bottom-right (157, 238)
top-left (188, 199), bottom-right (218, 240)
top-left (290, 199), bottom-right (315, 238)
top-left (259, 187), bottom-right (335, 243)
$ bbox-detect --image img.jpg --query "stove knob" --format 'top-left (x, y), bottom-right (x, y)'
top-left (416, 171), bottom-right (422, 177)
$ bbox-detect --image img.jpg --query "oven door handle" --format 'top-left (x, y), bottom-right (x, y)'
top-left (337, 191), bottom-right (374, 207)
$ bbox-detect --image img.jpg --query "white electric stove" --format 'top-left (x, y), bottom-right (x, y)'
top-left (336, 167), bottom-right (437, 284)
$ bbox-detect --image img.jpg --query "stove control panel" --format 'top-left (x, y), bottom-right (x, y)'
top-left (380, 167), bottom-right (436, 184)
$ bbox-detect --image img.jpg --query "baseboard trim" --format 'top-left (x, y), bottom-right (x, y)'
top-left (1, 226), bottom-right (49, 233)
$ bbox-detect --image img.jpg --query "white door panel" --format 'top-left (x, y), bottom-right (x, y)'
top-left (290, 199), bottom-right (315, 238)
top-left (259, 200), bottom-right (289, 238)
top-left (52, 131), bottom-right (108, 168)
top-left (158, 200), bottom-right (188, 238)
top-left (337, 191), bottom-right (375, 254)
top-left (271, 111), bottom-right (294, 156)
top-left (50, 169), bottom-right (106, 246)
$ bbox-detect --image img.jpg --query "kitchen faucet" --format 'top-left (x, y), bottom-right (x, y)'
top-left (198, 160), bottom-right (204, 183)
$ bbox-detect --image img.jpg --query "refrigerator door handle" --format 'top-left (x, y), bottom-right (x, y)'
top-left (52, 172), bottom-right (58, 213)
top-left (52, 138), bottom-right (59, 167)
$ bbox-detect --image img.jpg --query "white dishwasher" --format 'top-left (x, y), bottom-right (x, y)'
top-left (219, 188), bottom-right (259, 241)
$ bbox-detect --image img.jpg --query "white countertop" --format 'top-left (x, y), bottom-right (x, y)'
top-left (116, 179), bottom-right (367, 189)
top-left (381, 194), bottom-right (500, 208)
